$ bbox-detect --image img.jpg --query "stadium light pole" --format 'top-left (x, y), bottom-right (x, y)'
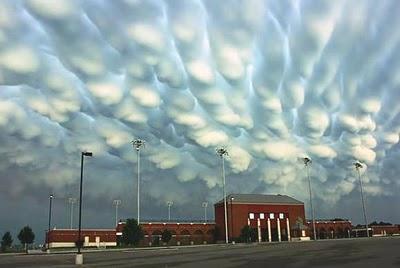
top-left (354, 162), bottom-right (369, 237)
top-left (216, 147), bottom-right (229, 244)
top-left (68, 197), bottom-right (77, 229)
top-left (167, 201), bottom-right (173, 221)
top-left (230, 196), bottom-right (234, 242)
top-left (132, 139), bottom-right (145, 224)
top-left (113, 200), bottom-right (122, 227)
top-left (76, 151), bottom-right (92, 265)
top-left (202, 202), bottom-right (208, 223)
top-left (302, 157), bottom-right (317, 241)
top-left (47, 194), bottom-right (54, 251)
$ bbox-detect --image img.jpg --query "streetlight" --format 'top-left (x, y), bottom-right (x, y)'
top-left (202, 202), bottom-right (208, 223)
top-left (47, 194), bottom-right (54, 251)
top-left (302, 157), bottom-right (317, 241)
top-left (230, 197), bottom-right (234, 242)
top-left (167, 201), bottom-right (173, 221)
top-left (76, 151), bottom-right (92, 265)
top-left (353, 161), bottom-right (369, 237)
top-left (113, 200), bottom-right (122, 227)
top-left (132, 138), bottom-right (145, 224)
top-left (68, 197), bottom-right (77, 229)
top-left (216, 147), bottom-right (229, 244)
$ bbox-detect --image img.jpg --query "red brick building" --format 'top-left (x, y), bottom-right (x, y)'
top-left (370, 224), bottom-right (400, 236)
top-left (47, 229), bottom-right (117, 248)
top-left (306, 219), bottom-right (352, 239)
top-left (351, 224), bottom-right (400, 237)
top-left (48, 194), bottom-right (393, 247)
top-left (116, 221), bottom-right (215, 246)
top-left (214, 194), bottom-right (308, 242)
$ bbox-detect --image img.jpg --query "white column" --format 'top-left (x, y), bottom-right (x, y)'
top-left (277, 218), bottom-right (281, 242)
top-left (286, 218), bottom-right (291, 242)
top-left (267, 218), bottom-right (272, 242)
top-left (247, 218), bottom-right (250, 226)
top-left (257, 218), bottom-right (261, 242)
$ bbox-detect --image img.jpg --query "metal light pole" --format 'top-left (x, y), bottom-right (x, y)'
top-left (216, 147), bottom-right (229, 244)
top-left (354, 162), bottom-right (369, 237)
top-left (68, 197), bottom-right (77, 229)
top-left (202, 202), bottom-right (208, 223)
top-left (132, 139), bottom-right (145, 224)
top-left (47, 194), bottom-right (54, 250)
top-left (230, 197), bottom-right (234, 242)
top-left (76, 151), bottom-right (92, 265)
top-left (113, 200), bottom-right (122, 227)
top-left (167, 201), bottom-right (173, 221)
top-left (302, 157), bottom-right (317, 241)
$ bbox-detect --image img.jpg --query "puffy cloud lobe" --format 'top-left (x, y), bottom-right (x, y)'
top-left (0, 46), bottom-right (39, 73)
top-left (87, 80), bottom-right (124, 105)
top-left (0, 0), bottom-right (399, 229)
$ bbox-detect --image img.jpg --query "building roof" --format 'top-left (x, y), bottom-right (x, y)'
top-left (215, 194), bottom-right (303, 205)
top-left (306, 219), bottom-right (351, 223)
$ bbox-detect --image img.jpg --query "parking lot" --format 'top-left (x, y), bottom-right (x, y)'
top-left (0, 237), bottom-right (399, 267)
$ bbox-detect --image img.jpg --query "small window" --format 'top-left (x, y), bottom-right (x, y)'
top-left (249, 213), bottom-right (255, 219)
top-left (279, 213), bottom-right (284, 219)
top-left (260, 213), bottom-right (265, 219)
top-left (269, 213), bottom-right (275, 219)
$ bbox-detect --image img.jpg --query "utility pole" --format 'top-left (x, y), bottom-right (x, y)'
top-left (167, 201), bottom-right (173, 221)
top-left (68, 197), bottom-right (77, 229)
top-left (302, 157), bottom-right (317, 241)
top-left (76, 151), bottom-right (92, 265)
top-left (132, 139), bottom-right (145, 224)
top-left (216, 147), bottom-right (229, 244)
top-left (47, 194), bottom-right (54, 251)
top-left (113, 200), bottom-right (122, 227)
top-left (354, 162), bottom-right (369, 237)
top-left (202, 202), bottom-right (208, 223)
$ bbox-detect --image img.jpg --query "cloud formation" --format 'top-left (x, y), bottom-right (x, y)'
top-left (0, 0), bottom-right (400, 232)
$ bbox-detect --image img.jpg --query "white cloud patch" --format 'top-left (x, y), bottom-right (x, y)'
top-left (259, 141), bottom-right (301, 162)
top-left (0, 46), bottom-right (39, 73)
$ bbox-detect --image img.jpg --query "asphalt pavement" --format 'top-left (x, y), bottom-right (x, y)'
top-left (0, 237), bottom-right (399, 268)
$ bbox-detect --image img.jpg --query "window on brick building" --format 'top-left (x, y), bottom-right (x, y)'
top-left (269, 213), bottom-right (274, 219)
top-left (249, 213), bottom-right (255, 219)
top-left (279, 213), bottom-right (284, 219)
top-left (260, 213), bottom-right (265, 219)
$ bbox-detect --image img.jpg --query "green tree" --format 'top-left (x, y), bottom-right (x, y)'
top-left (161, 230), bottom-right (172, 245)
top-left (240, 226), bottom-right (257, 243)
top-left (121, 219), bottom-right (143, 246)
top-left (18, 226), bottom-right (35, 252)
top-left (212, 226), bottom-right (221, 243)
top-left (1, 232), bottom-right (13, 252)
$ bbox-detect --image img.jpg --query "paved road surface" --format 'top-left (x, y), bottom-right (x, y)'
top-left (1, 237), bottom-right (399, 267)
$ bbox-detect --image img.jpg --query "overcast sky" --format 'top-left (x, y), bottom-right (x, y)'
top-left (1, 0), bottom-right (400, 242)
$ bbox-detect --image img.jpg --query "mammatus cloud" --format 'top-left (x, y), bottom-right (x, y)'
top-left (0, 0), bottom-right (400, 233)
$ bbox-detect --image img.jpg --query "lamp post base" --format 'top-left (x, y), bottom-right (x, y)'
top-left (75, 253), bottom-right (83, 265)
